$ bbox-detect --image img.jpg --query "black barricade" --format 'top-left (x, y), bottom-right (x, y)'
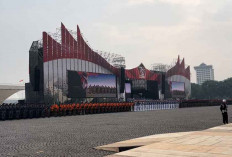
top-left (179, 100), bottom-right (230, 108)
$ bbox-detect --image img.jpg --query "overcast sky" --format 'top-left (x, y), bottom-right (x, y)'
top-left (0, 0), bottom-right (232, 84)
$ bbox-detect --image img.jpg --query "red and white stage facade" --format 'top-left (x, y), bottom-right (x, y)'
top-left (42, 23), bottom-right (191, 103)
top-left (125, 63), bottom-right (159, 81)
top-left (166, 56), bottom-right (191, 99)
top-left (43, 23), bottom-right (120, 104)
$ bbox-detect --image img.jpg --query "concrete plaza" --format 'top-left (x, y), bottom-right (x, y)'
top-left (98, 124), bottom-right (232, 157)
top-left (0, 106), bottom-right (231, 157)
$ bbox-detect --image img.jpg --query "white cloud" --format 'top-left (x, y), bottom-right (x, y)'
top-left (0, 0), bottom-right (232, 84)
top-left (158, 0), bottom-right (202, 5)
top-left (127, 0), bottom-right (154, 5)
top-left (127, 0), bottom-right (202, 6)
top-left (90, 0), bottom-right (232, 82)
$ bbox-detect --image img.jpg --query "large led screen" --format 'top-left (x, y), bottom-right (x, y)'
top-left (132, 80), bottom-right (147, 91)
top-left (68, 71), bottom-right (117, 98)
top-left (171, 82), bottom-right (185, 92)
top-left (125, 83), bottom-right (131, 93)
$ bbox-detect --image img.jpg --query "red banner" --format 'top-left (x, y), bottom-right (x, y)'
top-left (52, 39), bottom-right (57, 60)
top-left (61, 23), bottom-right (66, 58)
top-left (80, 36), bottom-right (84, 60)
top-left (43, 32), bottom-right (48, 62)
top-left (74, 40), bottom-right (77, 59)
top-left (65, 29), bottom-right (70, 58)
top-left (125, 64), bottom-right (158, 81)
top-left (47, 35), bottom-right (53, 61)
top-left (70, 34), bottom-right (74, 59)
top-left (57, 43), bottom-right (62, 59)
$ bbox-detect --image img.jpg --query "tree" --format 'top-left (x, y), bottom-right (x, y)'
top-left (191, 83), bottom-right (202, 99)
top-left (191, 77), bottom-right (232, 99)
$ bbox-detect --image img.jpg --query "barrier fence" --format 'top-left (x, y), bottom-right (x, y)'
top-left (179, 99), bottom-right (232, 108)
top-left (134, 101), bottom-right (179, 112)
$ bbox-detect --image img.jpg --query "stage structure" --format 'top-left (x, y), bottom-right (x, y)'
top-left (166, 56), bottom-right (191, 99)
top-left (43, 23), bottom-right (124, 104)
top-left (151, 63), bottom-right (171, 73)
top-left (124, 63), bottom-right (160, 99)
top-left (25, 23), bottom-right (191, 104)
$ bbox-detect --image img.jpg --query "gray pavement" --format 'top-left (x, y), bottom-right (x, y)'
top-left (0, 106), bottom-right (231, 157)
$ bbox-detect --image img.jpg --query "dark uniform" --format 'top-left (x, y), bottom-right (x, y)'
top-left (220, 102), bottom-right (228, 124)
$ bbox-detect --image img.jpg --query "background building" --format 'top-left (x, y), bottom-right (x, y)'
top-left (194, 63), bottom-right (214, 85)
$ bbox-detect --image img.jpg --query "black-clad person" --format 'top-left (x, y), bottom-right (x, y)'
top-left (220, 99), bottom-right (228, 124)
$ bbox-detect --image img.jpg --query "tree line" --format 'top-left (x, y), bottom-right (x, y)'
top-left (191, 78), bottom-right (232, 99)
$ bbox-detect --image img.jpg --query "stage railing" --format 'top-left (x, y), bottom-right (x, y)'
top-left (179, 99), bottom-right (231, 108)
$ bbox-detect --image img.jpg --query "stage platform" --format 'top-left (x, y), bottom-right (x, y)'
top-left (96, 123), bottom-right (232, 157)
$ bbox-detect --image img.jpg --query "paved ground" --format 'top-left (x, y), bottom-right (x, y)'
top-left (101, 124), bottom-right (232, 157)
top-left (0, 106), bottom-right (231, 157)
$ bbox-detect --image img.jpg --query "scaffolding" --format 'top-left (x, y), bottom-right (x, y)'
top-left (150, 63), bottom-right (172, 72)
top-left (47, 28), bottom-right (78, 44)
top-left (95, 51), bottom-right (126, 68)
top-left (150, 58), bottom-right (190, 72)
top-left (38, 27), bottom-right (126, 68)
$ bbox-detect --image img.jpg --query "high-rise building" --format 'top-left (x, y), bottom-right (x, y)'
top-left (194, 63), bottom-right (214, 85)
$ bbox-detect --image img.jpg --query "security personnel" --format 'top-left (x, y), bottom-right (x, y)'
top-left (220, 99), bottom-right (228, 124)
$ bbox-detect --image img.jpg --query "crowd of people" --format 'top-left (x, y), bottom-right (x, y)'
top-left (0, 102), bottom-right (134, 121)
top-left (0, 103), bottom-right (50, 120)
top-left (50, 102), bottom-right (134, 116)
top-left (134, 100), bottom-right (179, 111)
top-left (1, 99), bottom-right (230, 122)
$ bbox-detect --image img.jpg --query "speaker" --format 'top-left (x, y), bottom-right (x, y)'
top-left (29, 42), bottom-right (43, 92)
top-left (120, 67), bottom-right (125, 93)
top-left (146, 81), bottom-right (159, 99)
top-left (18, 100), bottom-right (25, 105)
top-left (34, 67), bottom-right (40, 91)
top-left (161, 74), bottom-right (165, 94)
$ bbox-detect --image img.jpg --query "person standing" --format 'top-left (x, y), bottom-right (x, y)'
top-left (220, 99), bottom-right (228, 124)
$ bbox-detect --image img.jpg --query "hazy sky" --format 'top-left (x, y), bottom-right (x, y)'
top-left (0, 0), bottom-right (232, 84)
